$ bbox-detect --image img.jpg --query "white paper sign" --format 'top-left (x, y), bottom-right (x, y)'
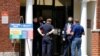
top-left (2, 16), bottom-right (8, 24)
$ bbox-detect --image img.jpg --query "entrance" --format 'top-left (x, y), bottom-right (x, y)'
top-left (33, 5), bottom-right (66, 28)
top-left (33, 5), bottom-right (73, 56)
top-left (20, 0), bottom-right (73, 56)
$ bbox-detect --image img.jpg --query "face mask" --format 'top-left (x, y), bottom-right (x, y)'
top-left (68, 21), bottom-right (72, 23)
top-left (40, 20), bottom-right (43, 22)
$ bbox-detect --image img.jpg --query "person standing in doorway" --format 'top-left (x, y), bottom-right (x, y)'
top-left (38, 16), bottom-right (45, 56)
top-left (33, 17), bottom-right (40, 56)
top-left (39, 16), bottom-right (45, 25)
top-left (37, 18), bottom-right (54, 56)
top-left (63, 17), bottom-right (73, 56)
top-left (71, 19), bottom-right (84, 56)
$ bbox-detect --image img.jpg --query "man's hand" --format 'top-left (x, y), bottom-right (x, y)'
top-left (47, 33), bottom-right (49, 35)
top-left (41, 34), bottom-right (45, 36)
top-left (63, 38), bottom-right (66, 41)
top-left (38, 28), bottom-right (45, 37)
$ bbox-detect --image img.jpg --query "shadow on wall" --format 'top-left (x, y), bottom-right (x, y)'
top-left (58, 0), bottom-right (71, 6)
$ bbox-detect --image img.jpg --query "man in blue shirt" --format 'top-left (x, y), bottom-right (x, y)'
top-left (71, 19), bottom-right (84, 56)
top-left (37, 18), bottom-right (54, 56)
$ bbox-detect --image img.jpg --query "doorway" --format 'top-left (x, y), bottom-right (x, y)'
top-left (20, 0), bottom-right (73, 56)
top-left (33, 5), bottom-right (73, 56)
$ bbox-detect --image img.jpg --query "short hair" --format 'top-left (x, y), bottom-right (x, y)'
top-left (46, 18), bottom-right (52, 23)
top-left (20, 16), bottom-right (23, 19)
top-left (39, 17), bottom-right (43, 20)
top-left (74, 19), bottom-right (80, 23)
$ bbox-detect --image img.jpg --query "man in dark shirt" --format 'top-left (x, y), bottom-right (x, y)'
top-left (39, 16), bottom-right (45, 25)
top-left (33, 17), bottom-right (40, 56)
top-left (71, 19), bottom-right (84, 56)
top-left (63, 17), bottom-right (73, 56)
top-left (37, 18), bottom-right (54, 56)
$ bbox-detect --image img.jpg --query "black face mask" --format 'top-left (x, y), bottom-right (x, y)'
top-left (68, 21), bottom-right (72, 23)
top-left (40, 20), bottom-right (43, 23)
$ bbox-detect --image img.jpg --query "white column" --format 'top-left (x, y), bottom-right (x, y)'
top-left (93, 2), bottom-right (97, 30)
top-left (80, 0), bottom-right (88, 56)
top-left (25, 0), bottom-right (33, 56)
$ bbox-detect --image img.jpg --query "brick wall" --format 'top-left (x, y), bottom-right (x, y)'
top-left (97, 0), bottom-right (100, 29)
top-left (0, 0), bottom-right (20, 52)
top-left (91, 31), bottom-right (100, 56)
top-left (91, 0), bottom-right (100, 56)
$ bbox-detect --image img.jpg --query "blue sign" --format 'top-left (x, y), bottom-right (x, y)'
top-left (9, 23), bottom-right (33, 39)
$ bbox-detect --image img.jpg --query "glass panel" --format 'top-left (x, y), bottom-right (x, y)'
top-left (37, 0), bottom-right (52, 5)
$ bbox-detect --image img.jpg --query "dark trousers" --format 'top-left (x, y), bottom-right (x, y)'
top-left (33, 36), bottom-right (42, 56)
top-left (71, 38), bottom-right (81, 56)
top-left (63, 37), bottom-right (71, 56)
top-left (42, 35), bottom-right (52, 56)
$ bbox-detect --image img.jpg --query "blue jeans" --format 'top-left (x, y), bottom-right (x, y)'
top-left (71, 38), bottom-right (81, 56)
top-left (42, 35), bottom-right (52, 56)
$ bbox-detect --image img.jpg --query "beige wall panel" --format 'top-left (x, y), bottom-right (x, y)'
top-left (20, 0), bottom-right (71, 6)
top-left (88, 0), bottom-right (96, 2)
top-left (55, 0), bottom-right (71, 6)
top-left (45, 0), bottom-right (52, 5)
top-left (74, 0), bottom-right (81, 20)
top-left (55, 0), bottom-right (64, 6)
top-left (37, 0), bottom-right (52, 5)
